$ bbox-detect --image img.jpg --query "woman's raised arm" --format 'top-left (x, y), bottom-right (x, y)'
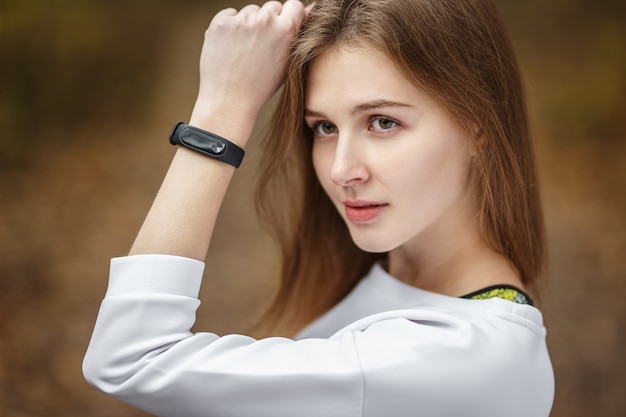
top-left (129, 1), bottom-right (307, 260)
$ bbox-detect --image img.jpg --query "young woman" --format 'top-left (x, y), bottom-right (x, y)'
top-left (83, 1), bottom-right (555, 416)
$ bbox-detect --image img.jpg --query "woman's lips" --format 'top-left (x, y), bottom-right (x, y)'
top-left (343, 201), bottom-right (387, 223)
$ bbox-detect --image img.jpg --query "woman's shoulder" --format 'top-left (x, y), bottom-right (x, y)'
top-left (340, 305), bottom-right (554, 417)
top-left (322, 264), bottom-right (554, 416)
top-left (299, 261), bottom-right (546, 338)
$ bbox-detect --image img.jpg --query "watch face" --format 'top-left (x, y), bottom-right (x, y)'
top-left (181, 127), bottom-right (226, 156)
top-left (171, 122), bottom-right (244, 168)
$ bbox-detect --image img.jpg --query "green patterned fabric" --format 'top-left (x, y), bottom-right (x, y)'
top-left (462, 285), bottom-right (533, 306)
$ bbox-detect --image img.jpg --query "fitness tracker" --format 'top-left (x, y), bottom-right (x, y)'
top-left (169, 121), bottom-right (245, 168)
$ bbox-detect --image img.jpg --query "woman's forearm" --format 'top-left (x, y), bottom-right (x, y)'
top-left (128, 1), bottom-right (307, 260)
top-left (129, 105), bottom-right (256, 260)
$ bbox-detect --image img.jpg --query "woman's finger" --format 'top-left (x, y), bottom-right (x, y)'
top-left (213, 7), bottom-right (238, 19)
top-left (280, 0), bottom-right (306, 26)
top-left (238, 4), bottom-right (261, 15)
top-left (304, 2), bottom-right (315, 17)
top-left (260, 1), bottom-right (284, 14)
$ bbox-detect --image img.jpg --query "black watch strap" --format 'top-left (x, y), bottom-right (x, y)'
top-left (169, 121), bottom-right (245, 168)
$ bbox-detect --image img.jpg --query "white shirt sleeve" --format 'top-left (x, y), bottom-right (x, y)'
top-left (83, 255), bottom-right (553, 417)
top-left (83, 255), bottom-right (364, 417)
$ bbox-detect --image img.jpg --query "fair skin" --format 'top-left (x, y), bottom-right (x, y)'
top-left (129, 1), bottom-right (307, 259)
top-left (306, 46), bottom-right (523, 295)
top-left (131, 1), bottom-right (521, 298)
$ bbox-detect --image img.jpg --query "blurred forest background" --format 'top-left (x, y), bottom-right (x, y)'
top-left (1, 0), bottom-right (625, 416)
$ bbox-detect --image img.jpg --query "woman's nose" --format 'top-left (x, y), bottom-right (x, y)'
top-left (329, 135), bottom-right (369, 187)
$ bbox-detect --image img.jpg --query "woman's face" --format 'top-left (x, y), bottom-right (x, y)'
top-left (306, 46), bottom-right (476, 254)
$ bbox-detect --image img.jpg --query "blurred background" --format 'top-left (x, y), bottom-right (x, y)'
top-left (1, 0), bottom-right (625, 415)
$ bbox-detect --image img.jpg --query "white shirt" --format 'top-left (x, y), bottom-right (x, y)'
top-left (83, 254), bottom-right (554, 417)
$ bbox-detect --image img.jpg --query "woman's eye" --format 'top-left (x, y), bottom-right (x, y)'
top-left (313, 122), bottom-right (338, 136)
top-left (371, 117), bottom-right (398, 131)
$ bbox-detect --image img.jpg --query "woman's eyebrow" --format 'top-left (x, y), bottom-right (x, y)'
top-left (304, 108), bottom-right (325, 118)
top-left (352, 99), bottom-right (412, 114)
top-left (305, 100), bottom-right (412, 118)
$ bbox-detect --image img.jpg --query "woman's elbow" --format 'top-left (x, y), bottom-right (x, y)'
top-left (82, 345), bottom-right (141, 395)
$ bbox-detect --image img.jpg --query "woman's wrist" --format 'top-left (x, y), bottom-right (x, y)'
top-left (189, 97), bottom-right (260, 148)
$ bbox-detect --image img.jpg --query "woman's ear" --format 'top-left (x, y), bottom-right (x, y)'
top-left (469, 124), bottom-right (486, 158)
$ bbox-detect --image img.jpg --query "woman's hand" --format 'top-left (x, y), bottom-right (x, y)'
top-left (191, 1), bottom-right (308, 140)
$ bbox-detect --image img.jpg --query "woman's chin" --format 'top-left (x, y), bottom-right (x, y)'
top-left (350, 234), bottom-right (396, 254)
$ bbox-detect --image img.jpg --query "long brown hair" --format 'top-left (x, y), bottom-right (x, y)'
top-left (254, 0), bottom-right (544, 337)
